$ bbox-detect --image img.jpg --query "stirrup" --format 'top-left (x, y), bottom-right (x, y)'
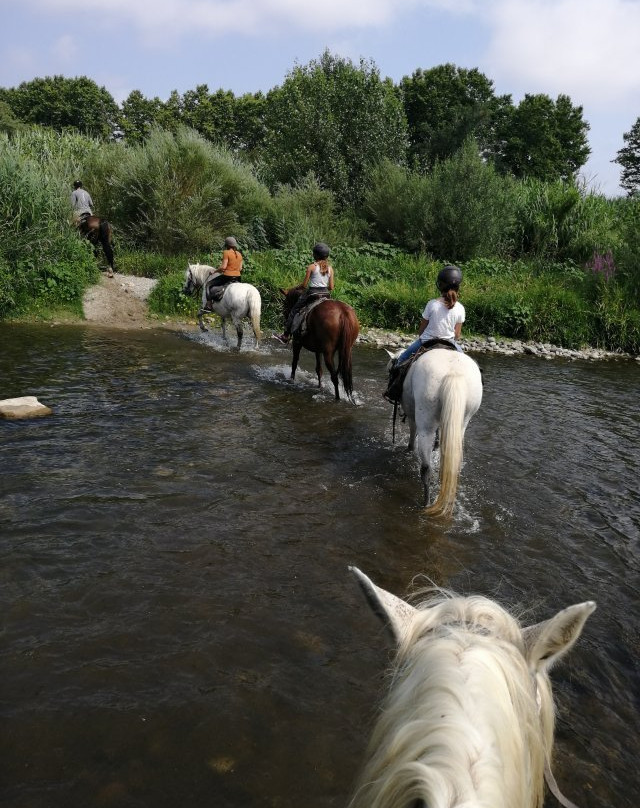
top-left (272, 333), bottom-right (290, 344)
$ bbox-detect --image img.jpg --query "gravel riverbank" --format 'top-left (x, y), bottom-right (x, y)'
top-left (358, 327), bottom-right (640, 363)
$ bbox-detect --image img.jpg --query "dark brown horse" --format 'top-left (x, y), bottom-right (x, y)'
top-left (78, 216), bottom-right (115, 275)
top-left (280, 287), bottom-right (359, 401)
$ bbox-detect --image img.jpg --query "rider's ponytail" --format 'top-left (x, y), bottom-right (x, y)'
top-left (442, 288), bottom-right (458, 309)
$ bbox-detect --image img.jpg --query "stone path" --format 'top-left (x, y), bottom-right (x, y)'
top-left (82, 272), bottom-right (158, 329)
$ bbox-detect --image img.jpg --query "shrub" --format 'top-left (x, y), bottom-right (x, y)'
top-left (98, 127), bottom-right (272, 255)
top-left (510, 179), bottom-right (619, 264)
top-left (0, 130), bottom-right (97, 317)
top-left (423, 138), bottom-right (516, 261)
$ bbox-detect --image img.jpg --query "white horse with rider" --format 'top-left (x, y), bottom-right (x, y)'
top-left (348, 566), bottom-right (596, 808)
top-left (387, 346), bottom-right (483, 517)
top-left (182, 263), bottom-right (262, 349)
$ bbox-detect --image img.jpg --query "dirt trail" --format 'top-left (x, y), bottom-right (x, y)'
top-left (82, 272), bottom-right (159, 329)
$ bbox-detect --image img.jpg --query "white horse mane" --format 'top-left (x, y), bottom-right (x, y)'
top-left (188, 262), bottom-right (219, 282)
top-left (349, 568), bottom-right (595, 808)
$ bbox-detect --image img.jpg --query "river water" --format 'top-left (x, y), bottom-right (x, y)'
top-left (1, 324), bottom-right (638, 808)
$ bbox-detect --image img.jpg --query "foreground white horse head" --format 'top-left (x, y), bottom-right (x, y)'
top-left (348, 566), bottom-right (596, 808)
top-left (182, 263), bottom-right (262, 348)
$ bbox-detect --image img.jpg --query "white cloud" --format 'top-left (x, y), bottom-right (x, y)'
top-left (28, 0), bottom-right (474, 38)
top-left (483, 0), bottom-right (640, 109)
top-left (50, 34), bottom-right (77, 64)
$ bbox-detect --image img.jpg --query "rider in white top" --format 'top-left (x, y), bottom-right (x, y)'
top-left (394, 265), bottom-right (465, 365)
top-left (307, 263), bottom-right (332, 289)
top-left (274, 243), bottom-right (334, 343)
top-left (421, 297), bottom-right (465, 341)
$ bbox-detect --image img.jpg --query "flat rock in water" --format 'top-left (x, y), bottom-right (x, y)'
top-left (0, 396), bottom-right (52, 419)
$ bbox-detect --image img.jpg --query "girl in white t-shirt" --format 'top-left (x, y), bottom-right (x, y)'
top-left (394, 265), bottom-right (465, 365)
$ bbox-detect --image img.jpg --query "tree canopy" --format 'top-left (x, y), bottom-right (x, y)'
top-left (262, 51), bottom-right (407, 207)
top-left (614, 117), bottom-right (640, 196)
top-left (0, 55), bottom-right (599, 192)
top-left (400, 63), bottom-right (504, 168)
top-left (494, 93), bottom-right (590, 182)
top-left (0, 75), bottom-right (120, 139)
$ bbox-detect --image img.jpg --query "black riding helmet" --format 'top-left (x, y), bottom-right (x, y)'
top-left (437, 264), bottom-right (463, 293)
top-left (73, 180), bottom-right (83, 189)
top-left (312, 242), bottom-right (330, 260)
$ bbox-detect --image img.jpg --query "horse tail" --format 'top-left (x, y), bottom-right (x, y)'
top-left (99, 219), bottom-right (114, 269)
top-left (337, 308), bottom-right (359, 401)
top-left (425, 371), bottom-right (465, 517)
top-left (247, 287), bottom-right (262, 342)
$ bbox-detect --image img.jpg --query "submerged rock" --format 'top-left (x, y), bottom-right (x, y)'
top-left (0, 396), bottom-right (52, 419)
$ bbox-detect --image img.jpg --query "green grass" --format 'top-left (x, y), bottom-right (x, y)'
top-left (143, 247), bottom-right (640, 352)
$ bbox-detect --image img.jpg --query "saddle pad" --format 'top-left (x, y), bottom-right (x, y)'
top-left (291, 296), bottom-right (328, 337)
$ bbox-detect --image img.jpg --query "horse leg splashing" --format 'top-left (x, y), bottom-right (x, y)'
top-left (348, 566), bottom-right (596, 808)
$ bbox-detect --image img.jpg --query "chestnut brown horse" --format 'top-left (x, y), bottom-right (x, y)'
top-left (78, 216), bottom-right (115, 275)
top-left (280, 287), bottom-right (359, 402)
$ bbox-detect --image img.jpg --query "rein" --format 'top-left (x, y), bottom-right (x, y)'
top-left (545, 759), bottom-right (581, 808)
top-left (392, 399), bottom-right (399, 444)
top-left (533, 680), bottom-right (583, 808)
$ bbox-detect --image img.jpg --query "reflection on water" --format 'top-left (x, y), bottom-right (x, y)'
top-left (1, 324), bottom-right (638, 808)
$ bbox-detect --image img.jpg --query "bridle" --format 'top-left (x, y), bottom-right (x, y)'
top-left (531, 674), bottom-right (582, 808)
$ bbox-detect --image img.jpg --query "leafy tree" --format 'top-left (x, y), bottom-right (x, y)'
top-left (230, 92), bottom-right (266, 159)
top-left (0, 100), bottom-right (25, 135)
top-left (156, 90), bottom-right (182, 133)
top-left (364, 140), bottom-right (515, 259)
top-left (495, 93), bottom-right (590, 182)
top-left (1, 75), bottom-right (120, 139)
top-left (614, 117), bottom-right (640, 196)
top-left (263, 50), bottom-right (407, 207)
top-left (400, 63), bottom-right (506, 169)
top-left (120, 90), bottom-right (165, 145)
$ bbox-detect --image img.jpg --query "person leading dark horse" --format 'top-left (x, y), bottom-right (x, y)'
top-left (70, 180), bottom-right (115, 276)
top-left (70, 179), bottom-right (94, 229)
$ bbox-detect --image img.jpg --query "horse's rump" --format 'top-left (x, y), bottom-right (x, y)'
top-left (399, 350), bottom-right (482, 514)
top-left (78, 215), bottom-right (114, 270)
top-left (281, 287), bottom-right (359, 401)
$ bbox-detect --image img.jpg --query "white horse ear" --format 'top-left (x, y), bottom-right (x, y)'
top-left (349, 566), bottom-right (417, 644)
top-left (384, 349), bottom-right (396, 359)
top-left (523, 601), bottom-right (596, 672)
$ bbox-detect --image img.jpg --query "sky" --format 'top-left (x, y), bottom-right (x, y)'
top-left (1, 0), bottom-right (639, 196)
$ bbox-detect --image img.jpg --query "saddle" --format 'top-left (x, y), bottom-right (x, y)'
top-left (290, 295), bottom-right (328, 339)
top-left (206, 278), bottom-right (237, 304)
top-left (383, 339), bottom-right (458, 405)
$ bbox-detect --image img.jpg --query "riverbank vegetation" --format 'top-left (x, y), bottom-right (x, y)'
top-left (1, 53), bottom-right (639, 352)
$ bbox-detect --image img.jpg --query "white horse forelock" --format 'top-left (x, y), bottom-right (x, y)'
top-left (350, 595), bottom-right (553, 808)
